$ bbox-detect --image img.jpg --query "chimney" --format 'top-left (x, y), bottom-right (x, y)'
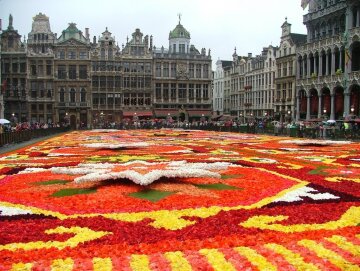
top-left (248, 53), bottom-right (252, 58)
top-left (85, 28), bottom-right (90, 40)
top-left (149, 35), bottom-right (153, 50)
top-left (93, 35), bottom-right (96, 44)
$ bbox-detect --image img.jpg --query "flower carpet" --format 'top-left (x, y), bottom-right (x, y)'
top-left (0, 129), bottom-right (359, 271)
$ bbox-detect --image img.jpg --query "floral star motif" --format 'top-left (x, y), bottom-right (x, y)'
top-left (51, 160), bottom-right (232, 186)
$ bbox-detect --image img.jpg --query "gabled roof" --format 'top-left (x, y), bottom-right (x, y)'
top-left (221, 61), bottom-right (233, 68)
top-left (57, 23), bottom-right (88, 45)
top-left (290, 33), bottom-right (307, 46)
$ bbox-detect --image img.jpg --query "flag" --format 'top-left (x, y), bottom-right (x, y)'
top-left (301, 0), bottom-right (311, 9)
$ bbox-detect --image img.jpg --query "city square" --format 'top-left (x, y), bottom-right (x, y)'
top-left (1, 0), bottom-right (360, 270)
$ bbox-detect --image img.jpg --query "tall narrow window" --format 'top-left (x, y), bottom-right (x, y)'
top-left (70, 88), bottom-right (76, 103)
top-left (80, 88), bottom-right (86, 102)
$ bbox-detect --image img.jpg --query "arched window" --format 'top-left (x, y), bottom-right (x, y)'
top-left (59, 88), bottom-right (65, 102)
top-left (80, 88), bottom-right (86, 102)
top-left (108, 49), bottom-right (113, 60)
top-left (70, 88), bottom-right (76, 103)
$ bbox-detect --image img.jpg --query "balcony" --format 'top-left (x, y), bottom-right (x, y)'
top-left (56, 102), bottom-right (90, 108)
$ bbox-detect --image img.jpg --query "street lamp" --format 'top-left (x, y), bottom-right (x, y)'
top-left (350, 105), bottom-right (355, 114)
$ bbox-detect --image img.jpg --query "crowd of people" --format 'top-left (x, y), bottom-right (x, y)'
top-left (94, 118), bottom-right (360, 140)
top-left (1, 117), bottom-right (359, 141)
top-left (0, 122), bottom-right (67, 133)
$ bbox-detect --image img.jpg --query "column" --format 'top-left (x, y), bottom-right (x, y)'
top-left (297, 59), bottom-right (301, 79)
top-left (326, 52), bottom-right (329, 75)
top-left (307, 56), bottom-right (311, 78)
top-left (339, 49), bottom-right (343, 71)
top-left (306, 94), bottom-right (311, 120)
top-left (357, 8), bottom-right (360, 27)
top-left (303, 58), bottom-right (306, 78)
top-left (331, 51), bottom-right (336, 75)
top-left (330, 94), bottom-right (335, 120)
top-left (319, 53), bottom-right (323, 77)
top-left (344, 91), bottom-right (350, 117)
top-left (176, 83), bottom-right (179, 103)
top-left (318, 95), bottom-right (322, 119)
top-left (161, 84), bottom-right (164, 103)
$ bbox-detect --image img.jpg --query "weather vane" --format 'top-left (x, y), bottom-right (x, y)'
top-left (177, 13), bottom-right (182, 24)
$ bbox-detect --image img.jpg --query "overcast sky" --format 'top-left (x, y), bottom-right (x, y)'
top-left (0, 0), bottom-right (308, 64)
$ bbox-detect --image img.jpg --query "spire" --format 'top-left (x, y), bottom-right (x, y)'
top-left (177, 13), bottom-right (182, 24)
top-left (8, 14), bottom-right (14, 30)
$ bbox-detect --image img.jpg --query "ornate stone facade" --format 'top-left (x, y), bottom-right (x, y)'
top-left (296, 0), bottom-right (360, 120)
top-left (152, 20), bottom-right (212, 121)
top-left (0, 14), bottom-right (26, 122)
top-left (0, 14), bottom-right (212, 126)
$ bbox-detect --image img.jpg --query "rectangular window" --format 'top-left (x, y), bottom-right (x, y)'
top-left (189, 64), bottom-right (194, 78)
top-left (12, 63), bottom-right (18, 73)
top-left (58, 51), bottom-right (65, 59)
top-left (171, 83), bottom-right (176, 99)
top-left (203, 64), bottom-right (209, 79)
top-left (171, 64), bottom-right (176, 77)
top-left (46, 61), bottom-right (52, 76)
top-left (156, 83), bottom-right (162, 99)
top-left (100, 76), bottom-right (106, 88)
top-left (196, 64), bottom-right (201, 78)
top-left (92, 93), bottom-right (99, 105)
top-left (138, 77), bottom-right (144, 88)
top-left (124, 94), bottom-right (130, 105)
top-left (79, 65), bottom-right (87, 79)
top-left (130, 62), bottom-right (137, 73)
top-left (163, 83), bottom-right (169, 101)
top-left (145, 76), bottom-right (151, 88)
top-left (31, 61), bottom-right (37, 76)
top-left (123, 77), bottom-right (130, 88)
top-left (20, 62), bottom-right (26, 73)
top-left (99, 94), bottom-right (106, 105)
top-left (123, 62), bottom-right (130, 72)
top-left (92, 76), bottom-right (99, 88)
top-left (107, 77), bottom-right (114, 88)
top-left (179, 44), bottom-right (185, 53)
top-left (277, 64), bottom-right (282, 78)
top-left (145, 63), bottom-right (151, 73)
top-left (58, 65), bottom-right (66, 79)
top-left (163, 63), bottom-right (169, 77)
top-left (178, 83), bottom-right (186, 99)
top-left (115, 76), bottom-right (121, 88)
top-left (283, 64), bottom-right (287, 77)
top-left (131, 77), bottom-right (136, 88)
top-left (189, 84), bottom-right (194, 99)
top-left (107, 94), bottom-right (114, 105)
top-left (156, 63), bottom-right (161, 77)
top-left (289, 61), bottom-right (293, 76)
top-left (145, 93), bottom-right (151, 105)
top-left (114, 93), bottom-right (121, 105)
top-left (138, 62), bottom-right (144, 73)
top-left (79, 51), bottom-right (87, 59)
top-left (196, 84), bottom-right (201, 99)
top-left (68, 51), bottom-right (76, 59)
top-left (69, 65), bottom-right (77, 79)
top-left (38, 63), bottom-right (44, 77)
top-left (203, 84), bottom-right (209, 99)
